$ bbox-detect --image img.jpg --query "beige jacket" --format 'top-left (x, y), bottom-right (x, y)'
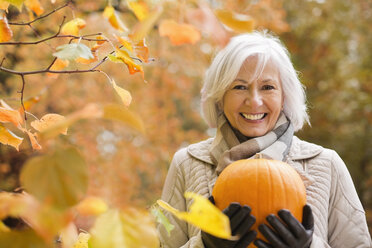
top-left (159, 136), bottom-right (372, 248)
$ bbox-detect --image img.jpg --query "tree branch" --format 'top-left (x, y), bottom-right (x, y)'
top-left (8, 1), bottom-right (72, 26)
top-left (0, 32), bottom-right (107, 46)
top-left (19, 75), bottom-right (27, 121)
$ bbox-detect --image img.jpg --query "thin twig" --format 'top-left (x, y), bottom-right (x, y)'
top-left (0, 33), bottom-right (107, 45)
top-left (0, 16), bottom-right (66, 45)
top-left (8, 1), bottom-right (72, 26)
top-left (46, 57), bottom-right (58, 70)
top-left (0, 66), bottom-right (100, 75)
top-left (19, 75), bottom-right (27, 121)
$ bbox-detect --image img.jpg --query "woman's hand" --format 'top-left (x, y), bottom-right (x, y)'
top-left (254, 205), bottom-right (314, 248)
top-left (201, 202), bottom-right (257, 248)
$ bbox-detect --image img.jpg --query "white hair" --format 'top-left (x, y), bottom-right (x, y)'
top-left (201, 31), bottom-right (309, 131)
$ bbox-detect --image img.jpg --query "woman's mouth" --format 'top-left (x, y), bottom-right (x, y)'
top-left (240, 113), bottom-right (267, 120)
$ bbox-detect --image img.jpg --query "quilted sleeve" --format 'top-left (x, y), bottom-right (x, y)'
top-left (328, 150), bottom-right (372, 247)
top-left (158, 148), bottom-right (206, 248)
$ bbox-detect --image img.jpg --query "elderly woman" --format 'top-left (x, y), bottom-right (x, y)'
top-left (158, 32), bottom-right (372, 248)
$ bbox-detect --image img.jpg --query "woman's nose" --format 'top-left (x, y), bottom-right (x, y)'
top-left (244, 90), bottom-right (263, 107)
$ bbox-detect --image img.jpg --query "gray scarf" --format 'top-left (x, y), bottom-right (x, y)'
top-left (209, 112), bottom-right (294, 175)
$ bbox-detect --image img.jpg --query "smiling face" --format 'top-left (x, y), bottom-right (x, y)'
top-left (222, 57), bottom-right (283, 138)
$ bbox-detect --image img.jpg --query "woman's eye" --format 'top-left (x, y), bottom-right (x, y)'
top-left (262, 85), bottom-right (275, 90)
top-left (233, 85), bottom-right (247, 90)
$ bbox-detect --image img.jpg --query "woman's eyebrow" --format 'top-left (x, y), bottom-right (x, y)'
top-left (261, 78), bottom-right (273, 83)
top-left (234, 78), bottom-right (249, 84)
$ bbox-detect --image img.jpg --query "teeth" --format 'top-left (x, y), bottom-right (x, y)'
top-left (241, 113), bottom-right (265, 120)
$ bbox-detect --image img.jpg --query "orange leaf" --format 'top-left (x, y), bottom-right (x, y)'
top-left (95, 35), bottom-right (106, 45)
top-left (76, 196), bottom-right (108, 216)
top-left (127, 0), bottom-right (149, 21)
top-left (26, 130), bottom-right (42, 150)
top-left (47, 58), bottom-right (69, 78)
top-left (24, 0), bottom-right (44, 16)
top-left (61, 18), bottom-right (86, 36)
top-left (0, 107), bottom-right (23, 128)
top-left (0, 124), bottom-right (23, 151)
top-left (103, 5), bottom-right (128, 32)
top-left (31, 113), bottom-right (67, 135)
top-left (159, 19), bottom-right (201, 46)
top-left (18, 95), bottom-right (40, 119)
top-left (186, 4), bottom-right (230, 47)
top-left (214, 9), bottom-right (254, 33)
top-left (75, 50), bottom-right (98, 64)
top-left (133, 39), bottom-right (149, 63)
top-left (0, 14), bottom-right (12, 42)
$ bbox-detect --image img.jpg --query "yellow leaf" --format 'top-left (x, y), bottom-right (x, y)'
top-left (109, 48), bottom-right (143, 75)
top-left (31, 113), bottom-right (67, 135)
top-left (0, 191), bottom-right (28, 219)
top-left (0, 221), bottom-right (10, 232)
top-left (0, 14), bottom-right (12, 42)
top-left (103, 5), bottom-right (128, 32)
top-left (133, 39), bottom-right (149, 63)
top-left (60, 223), bottom-right (78, 248)
top-left (38, 103), bottom-right (103, 140)
top-left (24, 0), bottom-right (44, 16)
top-left (103, 103), bottom-right (145, 134)
top-left (61, 18), bottom-right (86, 36)
top-left (76, 197), bottom-right (108, 216)
top-left (0, 1), bottom-right (10, 11)
top-left (120, 208), bottom-right (159, 248)
top-left (25, 130), bottom-right (42, 150)
top-left (3, 0), bottom-right (24, 11)
top-left (129, 6), bottom-right (162, 43)
top-left (214, 9), bottom-right (254, 33)
top-left (0, 106), bottom-right (23, 128)
top-left (157, 192), bottom-right (232, 239)
top-left (0, 124), bottom-right (23, 151)
top-left (159, 19), bottom-right (201, 46)
top-left (114, 34), bottom-right (133, 52)
top-left (89, 208), bottom-right (159, 248)
top-left (111, 79), bottom-right (132, 107)
top-left (127, 0), bottom-right (149, 21)
top-left (73, 232), bottom-right (90, 248)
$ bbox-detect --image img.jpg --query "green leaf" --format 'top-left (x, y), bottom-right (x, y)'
top-left (3, 0), bottom-right (24, 11)
top-left (53, 43), bottom-right (93, 61)
top-left (0, 229), bottom-right (50, 248)
top-left (151, 205), bottom-right (174, 236)
top-left (20, 147), bottom-right (88, 209)
top-left (103, 103), bottom-right (145, 134)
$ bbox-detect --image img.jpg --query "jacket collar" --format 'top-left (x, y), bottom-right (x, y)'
top-left (187, 136), bottom-right (323, 165)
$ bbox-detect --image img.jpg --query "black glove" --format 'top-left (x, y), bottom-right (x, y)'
top-left (254, 204), bottom-right (314, 248)
top-left (201, 198), bottom-right (257, 248)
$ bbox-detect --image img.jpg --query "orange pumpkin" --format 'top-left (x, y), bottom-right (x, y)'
top-left (212, 158), bottom-right (306, 247)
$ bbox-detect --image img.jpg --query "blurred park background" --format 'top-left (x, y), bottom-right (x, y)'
top-left (0, 0), bottom-right (371, 238)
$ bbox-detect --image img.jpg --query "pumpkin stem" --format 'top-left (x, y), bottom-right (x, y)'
top-left (254, 153), bottom-right (263, 159)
